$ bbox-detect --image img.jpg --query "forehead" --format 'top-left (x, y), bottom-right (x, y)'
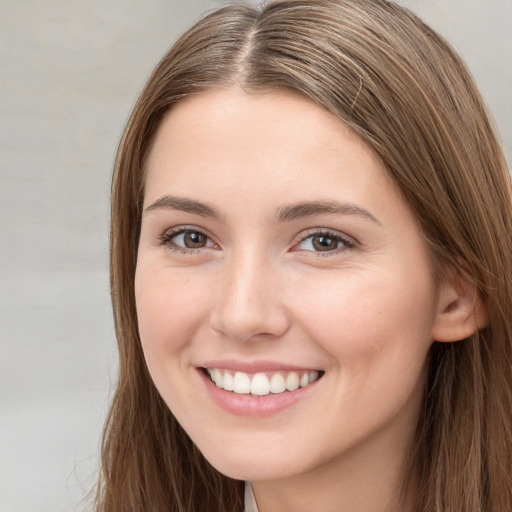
top-left (144, 88), bottom-right (396, 210)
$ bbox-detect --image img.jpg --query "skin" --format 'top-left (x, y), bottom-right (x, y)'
top-left (135, 88), bottom-right (474, 512)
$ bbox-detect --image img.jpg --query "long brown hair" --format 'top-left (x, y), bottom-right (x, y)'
top-left (95, 1), bottom-right (512, 510)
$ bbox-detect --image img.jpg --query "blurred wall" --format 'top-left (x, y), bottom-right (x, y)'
top-left (0, 1), bottom-right (510, 511)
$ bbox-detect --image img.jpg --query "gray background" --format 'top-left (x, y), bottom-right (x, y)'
top-left (1, 1), bottom-right (510, 511)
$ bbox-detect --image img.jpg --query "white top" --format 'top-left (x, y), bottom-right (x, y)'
top-left (244, 483), bottom-right (259, 512)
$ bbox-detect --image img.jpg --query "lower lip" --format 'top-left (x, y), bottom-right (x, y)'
top-left (198, 369), bottom-right (321, 417)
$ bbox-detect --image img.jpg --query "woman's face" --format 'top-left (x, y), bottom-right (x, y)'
top-left (135, 88), bottom-right (442, 482)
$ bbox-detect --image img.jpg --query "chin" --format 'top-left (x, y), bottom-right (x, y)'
top-left (209, 460), bottom-right (293, 482)
top-left (198, 441), bottom-right (307, 482)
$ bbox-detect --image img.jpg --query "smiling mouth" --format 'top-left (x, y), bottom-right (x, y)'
top-left (203, 368), bottom-right (324, 396)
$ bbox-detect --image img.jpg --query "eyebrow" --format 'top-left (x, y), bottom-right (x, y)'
top-left (274, 200), bottom-right (381, 225)
top-left (144, 195), bottom-right (380, 225)
top-left (144, 195), bottom-right (223, 219)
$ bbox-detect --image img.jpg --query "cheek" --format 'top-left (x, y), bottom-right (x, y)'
top-left (289, 267), bottom-right (437, 375)
top-left (134, 264), bottom-right (215, 416)
top-left (289, 271), bottom-right (435, 438)
top-left (134, 264), bottom-right (210, 357)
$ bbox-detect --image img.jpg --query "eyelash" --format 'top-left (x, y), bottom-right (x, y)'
top-left (157, 226), bottom-right (216, 254)
top-left (156, 227), bottom-right (356, 256)
top-left (292, 229), bottom-right (356, 256)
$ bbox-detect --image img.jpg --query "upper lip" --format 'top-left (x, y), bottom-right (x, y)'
top-left (198, 359), bottom-right (321, 373)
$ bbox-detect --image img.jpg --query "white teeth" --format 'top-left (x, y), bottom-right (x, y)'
top-left (285, 372), bottom-right (300, 391)
top-left (212, 368), bottom-right (223, 388)
top-left (233, 372), bottom-right (251, 394)
top-left (270, 373), bottom-right (286, 393)
top-left (223, 372), bottom-right (234, 391)
top-left (207, 368), bottom-right (321, 395)
top-left (309, 370), bottom-right (319, 383)
top-left (251, 373), bottom-right (271, 396)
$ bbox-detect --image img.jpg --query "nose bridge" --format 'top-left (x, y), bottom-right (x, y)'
top-left (210, 245), bottom-right (289, 341)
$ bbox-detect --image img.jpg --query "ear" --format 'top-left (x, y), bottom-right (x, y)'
top-left (431, 268), bottom-right (488, 343)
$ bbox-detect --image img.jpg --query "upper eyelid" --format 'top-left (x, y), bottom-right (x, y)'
top-left (162, 225), bottom-right (211, 238)
top-left (294, 227), bottom-right (357, 245)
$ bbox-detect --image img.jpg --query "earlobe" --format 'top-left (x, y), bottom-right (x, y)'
top-left (431, 269), bottom-right (488, 343)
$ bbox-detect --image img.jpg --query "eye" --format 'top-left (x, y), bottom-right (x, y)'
top-left (294, 230), bottom-right (354, 254)
top-left (158, 227), bottom-right (217, 251)
top-left (173, 230), bottom-right (209, 249)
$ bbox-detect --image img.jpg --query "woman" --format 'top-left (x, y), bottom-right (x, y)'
top-left (94, 1), bottom-right (512, 510)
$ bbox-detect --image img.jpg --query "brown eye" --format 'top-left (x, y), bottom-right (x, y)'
top-left (183, 231), bottom-right (207, 248)
top-left (311, 234), bottom-right (340, 251)
top-left (294, 230), bottom-right (354, 254)
top-left (159, 229), bottom-right (215, 251)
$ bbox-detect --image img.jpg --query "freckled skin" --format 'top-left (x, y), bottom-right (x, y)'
top-left (135, 88), bottom-right (445, 511)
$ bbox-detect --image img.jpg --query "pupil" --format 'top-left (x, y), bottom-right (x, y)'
top-left (312, 235), bottom-right (337, 251)
top-left (184, 232), bottom-right (206, 248)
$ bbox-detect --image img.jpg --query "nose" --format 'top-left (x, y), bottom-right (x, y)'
top-left (209, 252), bottom-right (290, 342)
